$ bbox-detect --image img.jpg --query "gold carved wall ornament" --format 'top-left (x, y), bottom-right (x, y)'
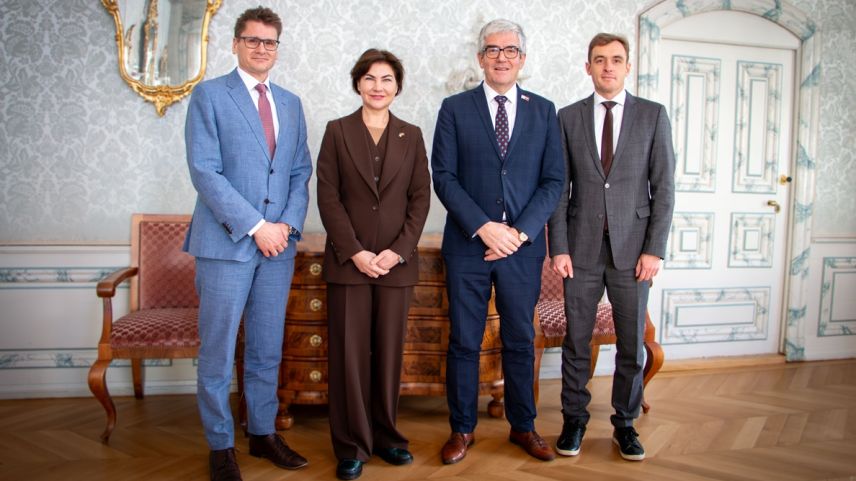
top-left (102, 0), bottom-right (222, 116)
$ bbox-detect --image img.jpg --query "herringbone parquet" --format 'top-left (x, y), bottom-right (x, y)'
top-left (1, 359), bottom-right (854, 480)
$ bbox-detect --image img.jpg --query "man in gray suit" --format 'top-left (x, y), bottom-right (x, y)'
top-left (547, 33), bottom-right (675, 461)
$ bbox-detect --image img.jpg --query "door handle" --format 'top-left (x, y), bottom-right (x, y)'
top-left (767, 200), bottom-right (781, 213)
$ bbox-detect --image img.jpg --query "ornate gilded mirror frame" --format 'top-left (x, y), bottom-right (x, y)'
top-left (102, 0), bottom-right (222, 116)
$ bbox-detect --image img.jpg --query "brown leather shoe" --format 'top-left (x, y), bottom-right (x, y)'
top-left (209, 448), bottom-right (242, 481)
top-left (509, 430), bottom-right (556, 461)
top-left (248, 433), bottom-right (308, 469)
top-left (441, 432), bottom-right (474, 465)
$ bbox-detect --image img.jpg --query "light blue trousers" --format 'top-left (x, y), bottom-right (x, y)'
top-left (195, 251), bottom-right (294, 450)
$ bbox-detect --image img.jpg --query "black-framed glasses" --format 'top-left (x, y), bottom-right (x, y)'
top-left (238, 36), bottom-right (280, 51)
top-left (482, 45), bottom-right (521, 59)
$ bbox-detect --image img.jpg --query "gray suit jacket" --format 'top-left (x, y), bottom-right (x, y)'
top-left (548, 92), bottom-right (675, 270)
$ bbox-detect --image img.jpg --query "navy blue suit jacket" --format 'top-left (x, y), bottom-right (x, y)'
top-left (431, 83), bottom-right (564, 257)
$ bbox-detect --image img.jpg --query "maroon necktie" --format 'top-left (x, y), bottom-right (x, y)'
top-left (601, 101), bottom-right (617, 176)
top-left (495, 95), bottom-right (509, 158)
top-left (255, 83), bottom-right (276, 158)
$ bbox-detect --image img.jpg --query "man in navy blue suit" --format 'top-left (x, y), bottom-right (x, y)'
top-left (431, 18), bottom-right (564, 464)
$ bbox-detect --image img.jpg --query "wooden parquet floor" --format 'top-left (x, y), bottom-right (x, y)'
top-left (1, 359), bottom-right (855, 481)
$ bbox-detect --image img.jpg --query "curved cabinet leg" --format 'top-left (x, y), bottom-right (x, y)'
top-left (276, 403), bottom-right (294, 430)
top-left (487, 381), bottom-right (505, 418)
top-left (88, 359), bottom-right (116, 443)
top-left (131, 358), bottom-right (144, 399)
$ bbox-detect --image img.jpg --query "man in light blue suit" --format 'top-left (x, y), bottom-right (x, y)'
top-left (432, 19), bottom-right (564, 465)
top-left (183, 7), bottom-right (312, 481)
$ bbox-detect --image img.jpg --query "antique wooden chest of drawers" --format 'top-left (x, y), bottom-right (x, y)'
top-left (275, 234), bottom-right (503, 429)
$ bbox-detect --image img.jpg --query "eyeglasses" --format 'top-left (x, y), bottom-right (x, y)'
top-left (238, 36), bottom-right (280, 51)
top-left (482, 45), bottom-right (521, 59)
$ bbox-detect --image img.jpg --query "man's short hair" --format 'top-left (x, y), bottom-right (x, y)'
top-left (478, 19), bottom-right (527, 55)
top-left (234, 6), bottom-right (282, 38)
top-left (587, 33), bottom-right (630, 63)
top-left (350, 49), bottom-right (405, 96)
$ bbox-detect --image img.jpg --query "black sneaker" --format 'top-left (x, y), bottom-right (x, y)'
top-left (556, 421), bottom-right (586, 456)
top-left (612, 427), bottom-right (645, 461)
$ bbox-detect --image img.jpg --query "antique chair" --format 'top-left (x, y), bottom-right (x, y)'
top-left (88, 213), bottom-right (201, 442)
top-left (533, 258), bottom-right (664, 411)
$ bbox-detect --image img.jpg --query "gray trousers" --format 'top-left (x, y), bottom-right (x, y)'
top-left (560, 236), bottom-right (649, 428)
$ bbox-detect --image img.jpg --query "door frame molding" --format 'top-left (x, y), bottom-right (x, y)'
top-left (636, 0), bottom-right (820, 361)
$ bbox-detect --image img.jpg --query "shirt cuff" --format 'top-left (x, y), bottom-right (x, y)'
top-left (248, 219), bottom-right (265, 236)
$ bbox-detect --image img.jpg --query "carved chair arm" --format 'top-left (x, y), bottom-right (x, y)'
top-left (95, 267), bottom-right (138, 345)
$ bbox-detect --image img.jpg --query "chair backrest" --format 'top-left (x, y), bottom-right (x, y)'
top-left (129, 214), bottom-right (198, 311)
top-left (538, 258), bottom-right (564, 302)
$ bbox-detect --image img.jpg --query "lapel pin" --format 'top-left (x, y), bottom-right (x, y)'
top-left (521, 94), bottom-right (530, 102)
top-left (399, 132), bottom-right (405, 138)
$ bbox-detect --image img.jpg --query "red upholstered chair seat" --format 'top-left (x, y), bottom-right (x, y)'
top-left (110, 307), bottom-right (200, 351)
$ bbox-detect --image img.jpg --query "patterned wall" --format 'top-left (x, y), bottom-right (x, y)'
top-left (1, 0), bottom-right (851, 243)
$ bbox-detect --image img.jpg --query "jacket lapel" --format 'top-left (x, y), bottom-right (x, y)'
top-left (470, 84), bottom-right (504, 161)
top-left (581, 95), bottom-right (606, 180)
top-left (611, 92), bottom-right (636, 173)
top-left (341, 108), bottom-right (379, 197)
top-left (271, 84), bottom-right (296, 167)
top-left (226, 69), bottom-right (272, 164)
top-left (503, 87), bottom-right (528, 165)
top-left (378, 112), bottom-right (407, 194)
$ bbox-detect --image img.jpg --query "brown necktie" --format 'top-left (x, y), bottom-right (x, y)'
top-left (255, 83), bottom-right (276, 158)
top-left (601, 101), bottom-right (617, 176)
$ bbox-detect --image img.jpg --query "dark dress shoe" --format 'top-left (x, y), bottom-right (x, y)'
top-left (556, 420), bottom-right (586, 456)
top-left (209, 448), bottom-right (242, 481)
top-left (336, 459), bottom-right (363, 480)
top-left (374, 447), bottom-right (413, 465)
top-left (509, 430), bottom-right (556, 461)
top-left (613, 427), bottom-right (645, 461)
top-left (248, 433), bottom-right (308, 469)
top-left (441, 432), bottom-right (474, 465)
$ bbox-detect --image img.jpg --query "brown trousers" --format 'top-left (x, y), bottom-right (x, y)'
top-left (326, 283), bottom-right (412, 461)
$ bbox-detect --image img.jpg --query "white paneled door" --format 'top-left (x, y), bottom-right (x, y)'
top-left (647, 12), bottom-right (798, 359)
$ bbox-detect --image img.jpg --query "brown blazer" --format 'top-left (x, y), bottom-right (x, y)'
top-left (316, 108), bottom-right (431, 286)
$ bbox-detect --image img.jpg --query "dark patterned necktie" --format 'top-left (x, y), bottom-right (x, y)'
top-left (601, 101), bottom-right (617, 175)
top-left (255, 83), bottom-right (276, 158)
top-left (495, 95), bottom-right (509, 158)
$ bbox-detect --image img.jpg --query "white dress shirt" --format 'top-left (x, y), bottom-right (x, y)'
top-left (593, 89), bottom-right (626, 159)
top-left (483, 82), bottom-right (519, 138)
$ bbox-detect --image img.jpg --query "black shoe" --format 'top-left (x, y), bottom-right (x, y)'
top-left (556, 420), bottom-right (586, 456)
top-left (374, 447), bottom-right (413, 465)
top-left (612, 427), bottom-right (645, 461)
top-left (209, 448), bottom-right (242, 481)
top-left (248, 433), bottom-right (308, 469)
top-left (336, 459), bottom-right (363, 480)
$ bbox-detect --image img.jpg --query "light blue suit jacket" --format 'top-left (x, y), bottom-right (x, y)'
top-left (183, 68), bottom-right (312, 261)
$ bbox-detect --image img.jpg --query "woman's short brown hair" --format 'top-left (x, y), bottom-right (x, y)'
top-left (350, 49), bottom-right (404, 96)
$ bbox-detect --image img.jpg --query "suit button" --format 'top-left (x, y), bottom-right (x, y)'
top-left (374, 176), bottom-right (379, 182)
top-left (496, 199), bottom-right (502, 204)
top-left (598, 214), bottom-right (604, 219)
top-left (605, 183), bottom-right (610, 189)
top-left (372, 205), bottom-right (378, 211)
top-left (264, 199), bottom-right (270, 204)
top-left (374, 156), bottom-right (380, 162)
top-left (270, 169), bottom-right (274, 174)
top-left (502, 169), bottom-right (507, 175)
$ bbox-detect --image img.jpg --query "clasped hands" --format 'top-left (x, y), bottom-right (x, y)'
top-left (253, 221), bottom-right (292, 257)
top-left (351, 249), bottom-right (401, 278)
top-left (478, 221), bottom-right (522, 261)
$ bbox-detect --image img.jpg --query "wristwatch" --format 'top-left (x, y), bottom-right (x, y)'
top-left (517, 230), bottom-right (529, 243)
top-left (398, 255), bottom-right (406, 264)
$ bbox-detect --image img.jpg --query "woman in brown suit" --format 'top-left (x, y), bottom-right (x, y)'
top-left (316, 49), bottom-right (431, 481)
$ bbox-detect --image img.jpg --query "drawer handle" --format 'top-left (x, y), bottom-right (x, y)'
top-left (309, 334), bottom-right (323, 347)
top-left (309, 298), bottom-right (323, 311)
top-left (309, 263), bottom-right (322, 276)
top-left (309, 370), bottom-right (322, 382)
